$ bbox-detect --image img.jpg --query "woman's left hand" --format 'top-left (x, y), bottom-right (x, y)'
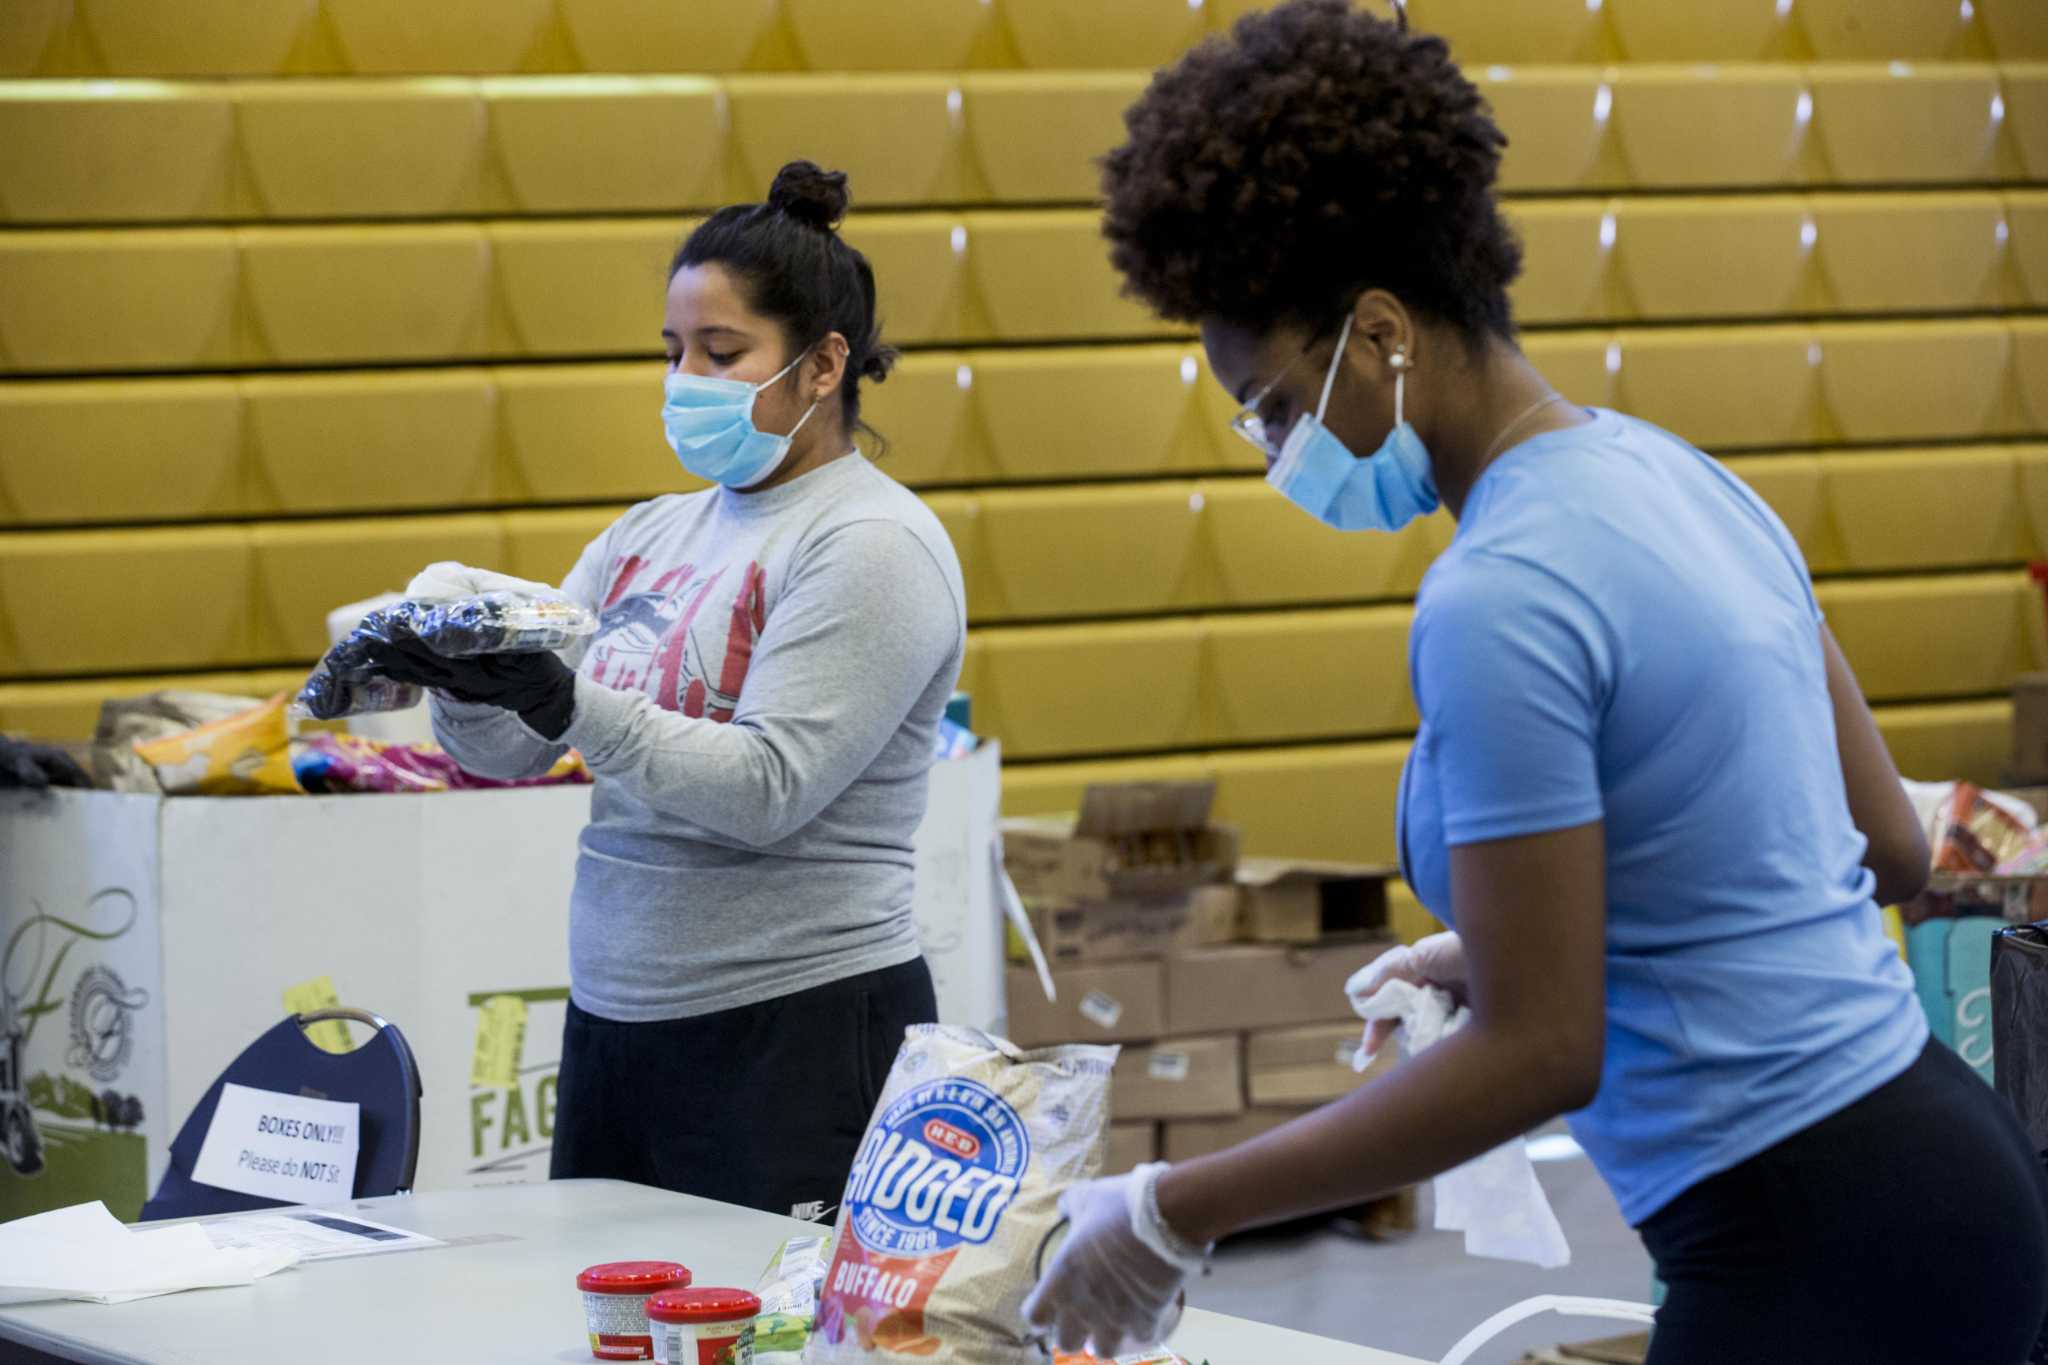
top-left (365, 638), bottom-right (577, 739)
top-left (1021, 1164), bottom-right (1205, 1358)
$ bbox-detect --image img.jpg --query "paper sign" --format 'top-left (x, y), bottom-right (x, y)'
top-left (191, 1082), bottom-right (361, 1205)
top-left (469, 994), bottom-right (528, 1089)
top-left (283, 976), bottom-right (352, 1054)
top-left (1147, 1050), bottom-right (1191, 1083)
top-left (1078, 990), bottom-right (1124, 1030)
top-left (200, 1210), bottom-right (440, 1263)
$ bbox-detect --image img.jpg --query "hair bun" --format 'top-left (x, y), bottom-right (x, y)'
top-left (859, 343), bottom-right (900, 385)
top-left (767, 160), bottom-right (850, 231)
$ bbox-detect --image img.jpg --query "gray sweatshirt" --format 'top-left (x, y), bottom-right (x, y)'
top-left (431, 454), bottom-right (967, 1022)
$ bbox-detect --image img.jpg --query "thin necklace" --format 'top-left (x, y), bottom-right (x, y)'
top-left (1481, 392), bottom-right (1569, 464)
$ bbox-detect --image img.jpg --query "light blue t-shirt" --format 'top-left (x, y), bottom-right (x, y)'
top-left (1397, 408), bottom-right (1928, 1225)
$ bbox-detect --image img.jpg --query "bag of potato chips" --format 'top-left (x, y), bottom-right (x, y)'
top-left (805, 1026), bottom-right (1115, 1363)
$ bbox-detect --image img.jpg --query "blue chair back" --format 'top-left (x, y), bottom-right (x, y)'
top-left (141, 1009), bottom-right (421, 1222)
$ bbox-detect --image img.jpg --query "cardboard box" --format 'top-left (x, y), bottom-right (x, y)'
top-left (1245, 1022), bottom-right (1397, 1107)
top-left (1006, 884), bottom-right (1241, 964)
top-left (2013, 674), bottom-right (2048, 783)
top-left (1105, 1121), bottom-right (1160, 1175)
top-left (1110, 1035), bottom-right (1245, 1121)
top-left (1162, 1107), bottom-right (1312, 1163)
top-left (1166, 940), bottom-right (1396, 1035)
top-left (1004, 961), bottom-right (1166, 1047)
top-left (1238, 859), bottom-right (1393, 944)
top-left (1001, 781), bottom-right (1240, 905)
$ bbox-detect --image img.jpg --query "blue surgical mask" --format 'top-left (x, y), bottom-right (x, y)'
top-left (1265, 314), bottom-right (1440, 532)
top-left (662, 349), bottom-right (819, 490)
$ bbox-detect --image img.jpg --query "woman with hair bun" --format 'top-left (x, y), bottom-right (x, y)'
top-left (366, 161), bottom-right (964, 1216)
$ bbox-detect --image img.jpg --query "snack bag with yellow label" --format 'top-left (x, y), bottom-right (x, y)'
top-left (805, 1028), bottom-right (1114, 1364)
top-left (133, 691), bottom-right (300, 795)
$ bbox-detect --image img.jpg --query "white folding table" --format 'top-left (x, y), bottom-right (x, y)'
top-left (0, 1181), bottom-right (1431, 1364)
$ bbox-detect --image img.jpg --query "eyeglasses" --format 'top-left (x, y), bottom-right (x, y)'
top-left (1227, 324), bottom-right (1340, 457)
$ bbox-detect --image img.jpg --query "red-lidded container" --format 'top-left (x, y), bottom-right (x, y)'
top-left (577, 1261), bottom-right (693, 1360)
top-left (646, 1287), bottom-right (762, 1365)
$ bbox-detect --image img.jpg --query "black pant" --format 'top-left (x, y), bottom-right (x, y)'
top-left (1642, 1039), bottom-right (2048, 1365)
top-left (549, 957), bottom-right (936, 1219)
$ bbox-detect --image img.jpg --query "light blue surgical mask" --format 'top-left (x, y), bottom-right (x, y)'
top-left (662, 348), bottom-right (819, 490)
top-left (1261, 314), bottom-right (1440, 532)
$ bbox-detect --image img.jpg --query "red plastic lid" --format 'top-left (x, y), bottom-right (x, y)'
top-left (577, 1261), bottom-right (692, 1294)
top-left (644, 1288), bottom-right (762, 1325)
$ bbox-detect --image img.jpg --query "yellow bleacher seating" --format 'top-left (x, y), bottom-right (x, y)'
top-left (1475, 69), bottom-right (1627, 193)
top-left (1796, 0), bottom-right (1988, 63)
top-left (0, 526), bottom-right (254, 676)
top-left (1818, 572), bottom-right (2036, 702)
top-left (2018, 319), bottom-right (2048, 431)
top-left (0, 81), bottom-right (234, 223)
top-left (487, 219), bottom-right (678, 357)
top-left (726, 75), bottom-right (973, 207)
top-left (1724, 454), bottom-right (1827, 565)
top-left (495, 364), bottom-right (689, 503)
top-left (1609, 197), bottom-right (1809, 319)
top-left (2016, 445), bottom-right (2048, 553)
top-left (1201, 486), bottom-right (1453, 610)
top-left (1808, 64), bottom-right (2019, 184)
top-left (1523, 332), bottom-right (1622, 410)
top-left (242, 370), bottom-right (499, 516)
top-left (249, 515), bottom-right (506, 660)
top-left (963, 483), bottom-right (1206, 623)
top-left (0, 669), bottom-right (311, 743)
top-left (854, 356), bottom-right (991, 488)
top-left (1615, 325), bottom-right (1824, 448)
top-left (0, 377), bottom-right (245, 525)
top-left (967, 210), bottom-right (1162, 338)
top-left (1981, 1), bottom-right (2048, 61)
top-left (999, 0), bottom-right (1207, 71)
top-left (0, 228), bottom-right (238, 372)
top-left (238, 224), bottom-right (496, 366)
top-left (960, 72), bottom-right (1143, 203)
top-left (1815, 319), bottom-right (2017, 445)
top-left (552, 0), bottom-right (784, 76)
top-left (1876, 700), bottom-right (2015, 784)
top-left (1803, 447), bottom-right (2024, 573)
top-left (1401, 0), bottom-right (1610, 66)
top-left (968, 619), bottom-right (1206, 758)
top-left (783, 0), bottom-right (1010, 73)
top-left (232, 80), bottom-right (488, 220)
top-left (0, 0), bottom-right (69, 77)
top-left (1505, 200), bottom-right (1618, 325)
top-left (1206, 608), bottom-right (1416, 744)
top-left (999, 751), bottom-right (1213, 820)
top-left (846, 215), bottom-right (984, 343)
top-left (1810, 192), bottom-right (2015, 313)
top-left (1608, 65), bottom-right (1810, 188)
top-left (1209, 741), bottom-right (1410, 867)
top-left (482, 77), bottom-right (727, 215)
top-left (69, 0), bottom-right (316, 77)
top-left (318, 0), bottom-right (571, 76)
top-left (502, 507), bottom-right (625, 586)
top-left (2012, 190), bottom-right (2048, 305)
top-left (1605, 0), bottom-right (1800, 63)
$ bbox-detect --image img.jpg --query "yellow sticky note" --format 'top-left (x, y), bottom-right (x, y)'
top-left (283, 975), bottom-right (352, 1054)
top-left (471, 994), bottom-right (528, 1089)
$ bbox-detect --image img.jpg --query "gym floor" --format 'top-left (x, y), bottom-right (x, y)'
top-left (1187, 1125), bottom-right (1656, 1364)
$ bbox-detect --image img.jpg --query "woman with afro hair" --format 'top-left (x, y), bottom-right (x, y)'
top-left (1022, 4), bottom-right (2048, 1361)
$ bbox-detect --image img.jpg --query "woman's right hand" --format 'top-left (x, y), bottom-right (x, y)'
top-left (1353, 930), bottom-right (1467, 1057)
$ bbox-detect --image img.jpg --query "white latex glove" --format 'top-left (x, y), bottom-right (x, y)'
top-left (1348, 930), bottom-right (1466, 1059)
top-left (1021, 1164), bottom-right (1206, 1359)
top-left (404, 561), bottom-right (558, 603)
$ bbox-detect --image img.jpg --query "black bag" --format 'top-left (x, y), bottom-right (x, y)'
top-left (1993, 923), bottom-right (2048, 1365)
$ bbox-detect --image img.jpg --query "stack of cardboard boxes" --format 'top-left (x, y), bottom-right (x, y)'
top-left (1002, 780), bottom-right (1413, 1231)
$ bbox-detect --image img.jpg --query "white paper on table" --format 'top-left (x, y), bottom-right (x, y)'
top-left (0, 1202), bottom-right (299, 1306)
top-left (197, 1210), bottom-right (440, 1264)
top-left (190, 1082), bottom-right (362, 1205)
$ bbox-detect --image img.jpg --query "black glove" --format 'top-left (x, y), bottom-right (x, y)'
top-left (364, 637), bottom-right (578, 742)
top-left (1, 736), bottom-right (93, 790)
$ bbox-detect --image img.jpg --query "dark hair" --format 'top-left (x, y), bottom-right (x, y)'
top-left (670, 160), bottom-right (898, 441)
top-left (1100, 0), bottom-right (1521, 344)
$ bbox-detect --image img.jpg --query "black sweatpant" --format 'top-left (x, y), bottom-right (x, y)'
top-left (549, 957), bottom-right (936, 1220)
top-left (1642, 1039), bottom-right (2048, 1365)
